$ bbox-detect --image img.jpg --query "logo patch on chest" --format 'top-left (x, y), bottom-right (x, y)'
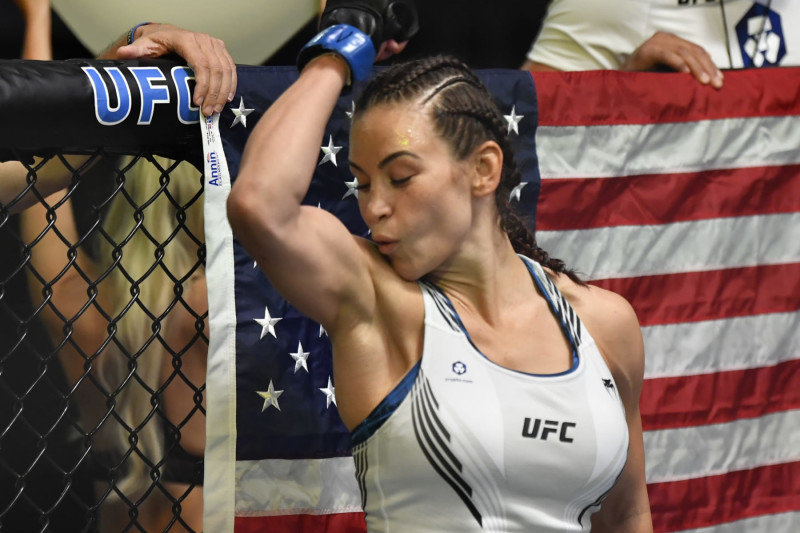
top-left (522, 418), bottom-right (576, 443)
top-left (445, 360), bottom-right (473, 383)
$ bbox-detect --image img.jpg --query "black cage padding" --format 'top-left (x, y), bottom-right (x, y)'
top-left (0, 58), bottom-right (201, 160)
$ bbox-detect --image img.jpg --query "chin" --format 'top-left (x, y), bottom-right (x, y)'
top-left (388, 257), bottom-right (425, 282)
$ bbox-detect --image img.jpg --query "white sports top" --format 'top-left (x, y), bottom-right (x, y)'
top-left (351, 257), bottom-right (629, 532)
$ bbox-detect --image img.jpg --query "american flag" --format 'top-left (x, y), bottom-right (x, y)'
top-left (533, 67), bottom-right (800, 532)
top-left (203, 65), bottom-right (800, 532)
top-left (201, 66), bottom-right (540, 532)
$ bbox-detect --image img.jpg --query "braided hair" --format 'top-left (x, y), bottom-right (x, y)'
top-left (353, 55), bottom-right (583, 283)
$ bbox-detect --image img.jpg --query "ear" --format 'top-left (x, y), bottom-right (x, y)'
top-left (470, 141), bottom-right (503, 198)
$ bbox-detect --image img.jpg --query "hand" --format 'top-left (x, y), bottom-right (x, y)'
top-left (114, 23), bottom-right (237, 117)
top-left (621, 31), bottom-right (724, 89)
top-left (320, 0), bottom-right (418, 53)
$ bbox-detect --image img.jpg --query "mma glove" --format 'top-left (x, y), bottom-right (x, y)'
top-left (297, 0), bottom-right (419, 83)
top-left (320, 0), bottom-right (419, 49)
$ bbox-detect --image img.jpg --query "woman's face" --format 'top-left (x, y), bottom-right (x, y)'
top-left (349, 103), bottom-right (475, 281)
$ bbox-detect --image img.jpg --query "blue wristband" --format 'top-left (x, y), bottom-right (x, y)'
top-left (297, 24), bottom-right (376, 83)
top-left (127, 22), bottom-right (152, 45)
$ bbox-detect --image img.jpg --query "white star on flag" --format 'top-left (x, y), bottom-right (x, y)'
top-left (504, 105), bottom-right (524, 135)
top-left (509, 182), bottom-right (527, 202)
top-left (343, 177), bottom-right (359, 199)
top-left (230, 97), bottom-right (254, 128)
top-left (256, 380), bottom-right (283, 412)
top-left (289, 341), bottom-right (311, 373)
top-left (319, 135), bottom-right (343, 167)
top-left (345, 101), bottom-right (355, 120)
top-left (319, 376), bottom-right (337, 408)
top-left (319, 324), bottom-right (327, 337)
top-left (254, 306), bottom-right (282, 339)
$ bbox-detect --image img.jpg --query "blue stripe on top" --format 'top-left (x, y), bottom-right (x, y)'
top-left (429, 256), bottom-right (580, 377)
top-left (351, 360), bottom-right (421, 446)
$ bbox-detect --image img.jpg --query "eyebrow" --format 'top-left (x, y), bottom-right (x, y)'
top-left (349, 151), bottom-right (420, 173)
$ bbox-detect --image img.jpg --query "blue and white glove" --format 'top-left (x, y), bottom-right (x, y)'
top-left (297, 0), bottom-right (419, 83)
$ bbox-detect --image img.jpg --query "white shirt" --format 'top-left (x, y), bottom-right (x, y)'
top-left (528, 0), bottom-right (798, 70)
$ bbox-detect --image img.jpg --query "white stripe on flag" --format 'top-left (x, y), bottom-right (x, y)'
top-left (676, 511), bottom-right (800, 533)
top-left (537, 213), bottom-right (800, 280)
top-left (642, 311), bottom-right (800, 379)
top-left (235, 457), bottom-right (362, 515)
top-left (643, 409), bottom-right (800, 483)
top-left (537, 115), bottom-right (800, 179)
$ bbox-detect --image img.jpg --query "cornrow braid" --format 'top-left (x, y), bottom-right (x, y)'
top-left (354, 55), bottom-right (583, 284)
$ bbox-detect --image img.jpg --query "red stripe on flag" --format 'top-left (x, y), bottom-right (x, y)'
top-left (536, 165), bottom-right (800, 231)
top-left (640, 358), bottom-right (800, 431)
top-left (591, 263), bottom-right (800, 327)
top-left (647, 461), bottom-right (800, 533)
top-left (234, 512), bottom-right (366, 533)
top-left (532, 67), bottom-right (800, 126)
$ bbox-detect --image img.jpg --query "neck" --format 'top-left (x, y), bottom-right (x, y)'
top-left (426, 225), bottom-right (530, 324)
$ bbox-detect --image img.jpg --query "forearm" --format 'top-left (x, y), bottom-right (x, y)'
top-left (0, 155), bottom-right (90, 214)
top-left (21, 6), bottom-right (51, 60)
top-left (230, 55), bottom-right (347, 230)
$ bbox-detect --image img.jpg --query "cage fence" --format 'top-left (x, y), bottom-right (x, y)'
top-left (1, 57), bottom-right (207, 533)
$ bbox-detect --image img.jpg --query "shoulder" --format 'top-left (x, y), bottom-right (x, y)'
top-left (551, 272), bottom-right (645, 403)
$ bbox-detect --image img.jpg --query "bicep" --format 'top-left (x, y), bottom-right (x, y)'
top-left (244, 204), bottom-right (376, 331)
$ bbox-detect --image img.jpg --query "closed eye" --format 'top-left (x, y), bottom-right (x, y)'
top-left (391, 176), bottom-right (413, 186)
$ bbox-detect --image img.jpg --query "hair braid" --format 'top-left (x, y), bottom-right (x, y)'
top-left (355, 55), bottom-right (583, 283)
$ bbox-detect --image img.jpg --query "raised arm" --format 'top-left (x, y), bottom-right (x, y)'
top-left (13, 0), bottom-right (52, 61)
top-left (227, 4), bottom-right (415, 332)
top-left (226, 50), bottom-right (375, 332)
top-left (0, 0), bottom-right (62, 213)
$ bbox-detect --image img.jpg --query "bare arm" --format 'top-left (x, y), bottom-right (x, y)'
top-left (0, 157), bottom-right (84, 214)
top-left (226, 55), bottom-right (376, 332)
top-left (18, 168), bottom-right (107, 387)
top-left (13, 0), bottom-right (51, 60)
top-left (579, 288), bottom-right (653, 533)
top-left (0, 0), bottom-right (62, 213)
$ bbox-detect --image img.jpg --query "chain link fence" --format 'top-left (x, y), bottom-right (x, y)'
top-left (1, 150), bottom-right (206, 532)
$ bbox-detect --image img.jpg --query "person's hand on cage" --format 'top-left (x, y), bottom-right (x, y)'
top-left (110, 22), bottom-right (238, 118)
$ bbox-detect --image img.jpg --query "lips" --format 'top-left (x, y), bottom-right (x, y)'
top-left (373, 236), bottom-right (398, 255)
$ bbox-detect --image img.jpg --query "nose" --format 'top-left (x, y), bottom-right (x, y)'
top-left (360, 188), bottom-right (392, 224)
